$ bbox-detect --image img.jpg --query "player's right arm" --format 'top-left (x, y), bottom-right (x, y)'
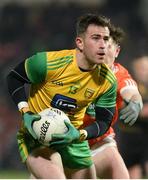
top-left (116, 64), bottom-right (143, 126)
top-left (7, 52), bottom-right (47, 138)
top-left (84, 80), bottom-right (117, 139)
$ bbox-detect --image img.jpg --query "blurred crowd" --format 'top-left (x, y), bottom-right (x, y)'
top-left (0, 0), bottom-right (148, 178)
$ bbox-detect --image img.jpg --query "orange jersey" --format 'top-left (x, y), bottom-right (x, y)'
top-left (84, 63), bottom-right (138, 146)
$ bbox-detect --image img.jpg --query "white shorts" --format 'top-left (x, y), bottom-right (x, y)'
top-left (91, 134), bottom-right (117, 156)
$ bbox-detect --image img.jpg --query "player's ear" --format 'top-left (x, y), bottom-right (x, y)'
top-left (75, 37), bottom-right (84, 51)
top-left (115, 45), bottom-right (121, 58)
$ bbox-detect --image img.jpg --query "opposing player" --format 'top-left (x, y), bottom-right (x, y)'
top-left (83, 25), bottom-right (143, 179)
top-left (6, 13), bottom-right (117, 179)
top-left (119, 56), bottom-right (148, 178)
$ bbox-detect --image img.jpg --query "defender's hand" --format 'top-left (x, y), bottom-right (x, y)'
top-left (50, 120), bottom-right (80, 148)
top-left (22, 111), bottom-right (41, 139)
top-left (120, 100), bottom-right (141, 126)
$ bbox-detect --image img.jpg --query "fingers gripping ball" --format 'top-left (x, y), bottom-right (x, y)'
top-left (32, 107), bottom-right (70, 146)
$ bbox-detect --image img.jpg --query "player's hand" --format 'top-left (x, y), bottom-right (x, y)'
top-left (50, 120), bottom-right (80, 148)
top-left (119, 100), bottom-right (141, 126)
top-left (22, 111), bottom-right (41, 139)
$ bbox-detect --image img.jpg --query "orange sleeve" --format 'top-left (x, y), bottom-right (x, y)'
top-left (115, 63), bottom-right (137, 109)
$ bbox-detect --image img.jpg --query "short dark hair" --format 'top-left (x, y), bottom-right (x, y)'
top-left (76, 13), bottom-right (111, 36)
top-left (110, 25), bottom-right (125, 45)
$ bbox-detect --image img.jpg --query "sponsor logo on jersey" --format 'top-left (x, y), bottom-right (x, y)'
top-left (51, 94), bottom-right (77, 113)
top-left (51, 80), bottom-right (63, 86)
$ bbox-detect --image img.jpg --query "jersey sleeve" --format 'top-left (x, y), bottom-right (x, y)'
top-left (95, 81), bottom-right (117, 108)
top-left (116, 64), bottom-right (137, 94)
top-left (25, 52), bottom-right (47, 83)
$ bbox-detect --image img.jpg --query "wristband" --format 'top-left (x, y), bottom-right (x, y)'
top-left (18, 101), bottom-right (29, 110)
top-left (18, 101), bottom-right (30, 114)
top-left (79, 129), bottom-right (88, 141)
top-left (20, 107), bottom-right (30, 114)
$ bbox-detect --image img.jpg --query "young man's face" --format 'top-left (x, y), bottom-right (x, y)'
top-left (105, 38), bottom-right (120, 68)
top-left (76, 24), bottom-right (110, 65)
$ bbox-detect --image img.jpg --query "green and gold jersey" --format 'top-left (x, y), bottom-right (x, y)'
top-left (25, 49), bottom-right (117, 128)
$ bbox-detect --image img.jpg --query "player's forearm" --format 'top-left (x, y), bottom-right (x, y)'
top-left (81, 106), bottom-right (115, 140)
top-left (122, 90), bottom-right (143, 110)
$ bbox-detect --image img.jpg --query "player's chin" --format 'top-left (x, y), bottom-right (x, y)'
top-left (96, 57), bottom-right (105, 64)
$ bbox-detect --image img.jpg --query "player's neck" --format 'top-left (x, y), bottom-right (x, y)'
top-left (110, 64), bottom-right (114, 71)
top-left (76, 49), bottom-right (97, 71)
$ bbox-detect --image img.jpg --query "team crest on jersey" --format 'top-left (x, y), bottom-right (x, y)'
top-left (84, 88), bottom-right (95, 99)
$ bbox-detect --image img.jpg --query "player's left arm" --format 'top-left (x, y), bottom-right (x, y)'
top-left (83, 81), bottom-right (117, 139)
top-left (119, 85), bottom-right (143, 126)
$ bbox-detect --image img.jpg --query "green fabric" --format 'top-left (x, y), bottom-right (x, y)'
top-left (25, 52), bottom-right (47, 83)
top-left (95, 81), bottom-right (117, 108)
top-left (22, 112), bottom-right (41, 139)
top-left (85, 103), bottom-right (95, 117)
top-left (47, 55), bottom-right (73, 70)
top-left (17, 129), bottom-right (41, 163)
top-left (100, 64), bottom-right (116, 83)
top-left (86, 81), bottom-right (117, 116)
top-left (58, 141), bottom-right (93, 169)
top-left (50, 121), bottom-right (80, 148)
top-left (17, 131), bottom-right (93, 168)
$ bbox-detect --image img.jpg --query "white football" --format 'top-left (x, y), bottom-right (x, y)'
top-left (32, 107), bottom-right (70, 146)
